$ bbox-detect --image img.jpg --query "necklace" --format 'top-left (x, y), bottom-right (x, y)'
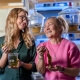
top-left (50, 42), bottom-right (61, 60)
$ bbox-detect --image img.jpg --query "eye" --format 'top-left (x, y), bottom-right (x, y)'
top-left (18, 16), bottom-right (24, 19)
top-left (18, 15), bottom-right (29, 21)
top-left (48, 23), bottom-right (54, 26)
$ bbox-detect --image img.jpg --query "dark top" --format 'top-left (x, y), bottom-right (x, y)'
top-left (0, 36), bottom-right (37, 80)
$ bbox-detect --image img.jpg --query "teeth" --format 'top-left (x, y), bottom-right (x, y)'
top-left (47, 31), bottom-right (51, 33)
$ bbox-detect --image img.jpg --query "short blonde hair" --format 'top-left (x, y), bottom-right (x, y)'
top-left (47, 16), bottom-right (69, 35)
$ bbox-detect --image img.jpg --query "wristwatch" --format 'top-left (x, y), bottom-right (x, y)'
top-left (59, 67), bottom-right (65, 72)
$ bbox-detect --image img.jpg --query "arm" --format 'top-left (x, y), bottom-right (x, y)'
top-left (61, 67), bottom-right (79, 77)
top-left (0, 45), bottom-right (9, 68)
top-left (35, 45), bottom-right (46, 74)
top-left (0, 45), bottom-right (9, 73)
top-left (57, 45), bottom-right (80, 77)
top-left (0, 52), bottom-right (8, 68)
top-left (0, 37), bottom-right (8, 68)
top-left (22, 40), bottom-right (37, 71)
top-left (36, 55), bottom-right (46, 74)
top-left (55, 65), bottom-right (79, 77)
top-left (21, 62), bottom-right (33, 70)
top-left (66, 45), bottom-right (80, 77)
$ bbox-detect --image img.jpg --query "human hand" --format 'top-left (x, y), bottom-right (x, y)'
top-left (8, 59), bottom-right (23, 69)
top-left (37, 46), bottom-right (46, 58)
top-left (46, 65), bottom-right (63, 72)
top-left (1, 45), bottom-right (10, 54)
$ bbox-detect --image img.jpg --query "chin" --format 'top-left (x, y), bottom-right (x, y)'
top-left (46, 35), bottom-right (52, 38)
top-left (20, 27), bottom-right (25, 30)
top-left (46, 34), bottom-right (54, 38)
top-left (19, 26), bottom-right (25, 29)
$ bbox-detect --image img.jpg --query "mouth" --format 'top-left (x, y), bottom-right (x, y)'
top-left (46, 31), bottom-right (52, 34)
top-left (21, 23), bottom-right (26, 27)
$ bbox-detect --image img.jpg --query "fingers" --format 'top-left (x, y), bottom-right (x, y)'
top-left (46, 65), bottom-right (51, 69)
top-left (18, 59), bottom-right (23, 67)
top-left (8, 66), bottom-right (19, 69)
top-left (37, 46), bottom-right (45, 52)
top-left (2, 45), bottom-right (9, 53)
top-left (55, 65), bottom-right (62, 71)
top-left (8, 59), bottom-right (20, 69)
top-left (46, 65), bottom-right (58, 71)
top-left (37, 46), bottom-right (46, 55)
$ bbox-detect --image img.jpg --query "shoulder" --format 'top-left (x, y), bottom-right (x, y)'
top-left (62, 38), bottom-right (78, 49)
top-left (0, 36), bottom-right (5, 53)
top-left (37, 40), bottom-right (49, 47)
top-left (0, 36), bottom-right (5, 44)
top-left (63, 38), bottom-right (76, 45)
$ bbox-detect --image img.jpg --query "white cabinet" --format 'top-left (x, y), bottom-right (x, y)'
top-left (0, 9), bottom-right (11, 37)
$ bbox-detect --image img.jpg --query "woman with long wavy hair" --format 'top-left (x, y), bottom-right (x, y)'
top-left (0, 8), bottom-right (37, 80)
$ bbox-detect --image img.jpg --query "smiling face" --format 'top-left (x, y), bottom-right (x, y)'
top-left (44, 18), bottom-right (62, 39)
top-left (16, 11), bottom-right (28, 30)
top-left (5, 8), bottom-right (29, 38)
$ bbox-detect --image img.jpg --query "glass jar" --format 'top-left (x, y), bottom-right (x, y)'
top-left (8, 53), bottom-right (18, 67)
top-left (29, 11), bottom-right (45, 34)
top-left (58, 4), bottom-right (80, 32)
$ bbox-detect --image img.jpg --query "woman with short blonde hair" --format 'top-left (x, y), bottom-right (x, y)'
top-left (35, 16), bottom-right (80, 80)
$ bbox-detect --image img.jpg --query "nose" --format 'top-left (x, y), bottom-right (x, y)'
top-left (46, 25), bottom-right (50, 30)
top-left (23, 17), bottom-right (27, 21)
top-left (23, 20), bottom-right (28, 25)
top-left (23, 17), bottom-right (28, 23)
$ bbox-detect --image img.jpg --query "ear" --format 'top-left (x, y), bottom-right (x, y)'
top-left (59, 26), bottom-right (63, 31)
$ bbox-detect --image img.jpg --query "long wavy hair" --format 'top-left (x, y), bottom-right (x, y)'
top-left (4, 8), bottom-right (33, 50)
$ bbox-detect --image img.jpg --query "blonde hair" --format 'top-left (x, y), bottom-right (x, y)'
top-left (4, 8), bottom-right (33, 50)
top-left (57, 16), bottom-right (69, 33)
top-left (48, 16), bottom-right (69, 35)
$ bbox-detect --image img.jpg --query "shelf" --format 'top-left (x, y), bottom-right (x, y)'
top-left (0, 5), bottom-right (23, 9)
top-left (0, 0), bottom-right (21, 3)
top-left (38, 0), bottom-right (74, 3)
top-left (0, 3), bottom-right (23, 9)
top-left (32, 32), bottom-right (44, 36)
top-left (68, 31), bottom-right (80, 33)
top-left (32, 31), bottom-right (80, 37)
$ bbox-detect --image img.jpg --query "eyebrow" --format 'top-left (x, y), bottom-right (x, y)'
top-left (46, 22), bottom-right (54, 26)
top-left (45, 22), bottom-right (52, 24)
top-left (44, 22), bottom-right (54, 27)
top-left (18, 15), bottom-right (27, 16)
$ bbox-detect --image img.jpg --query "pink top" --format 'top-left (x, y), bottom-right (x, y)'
top-left (35, 38), bottom-right (80, 80)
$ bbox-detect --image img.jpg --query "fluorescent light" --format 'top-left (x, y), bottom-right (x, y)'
top-left (8, 3), bottom-right (23, 6)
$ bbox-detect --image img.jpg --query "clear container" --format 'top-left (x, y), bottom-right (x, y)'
top-left (58, 2), bottom-right (80, 32)
top-left (29, 11), bottom-right (45, 34)
top-left (8, 53), bottom-right (18, 67)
